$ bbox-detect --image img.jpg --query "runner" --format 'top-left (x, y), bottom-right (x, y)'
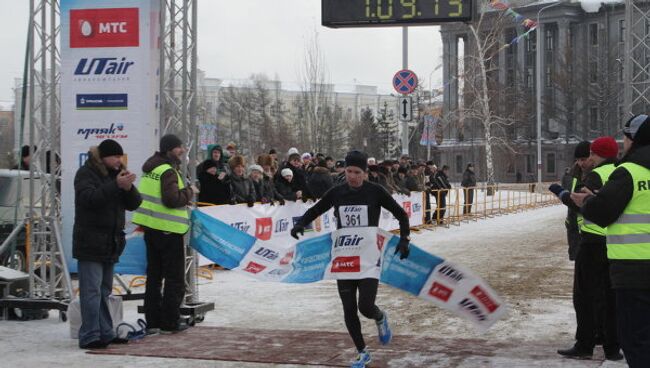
top-left (291, 150), bottom-right (411, 368)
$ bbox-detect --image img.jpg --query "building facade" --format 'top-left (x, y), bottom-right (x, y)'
top-left (440, 1), bottom-right (636, 183)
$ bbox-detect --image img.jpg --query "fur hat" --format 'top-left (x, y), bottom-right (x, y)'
top-left (228, 155), bottom-right (246, 169)
top-left (257, 154), bottom-right (273, 167)
top-left (281, 168), bottom-right (293, 177)
top-left (248, 164), bottom-right (263, 174)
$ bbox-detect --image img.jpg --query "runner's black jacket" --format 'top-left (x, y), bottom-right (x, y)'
top-left (295, 181), bottom-right (410, 239)
top-left (581, 144), bottom-right (650, 289)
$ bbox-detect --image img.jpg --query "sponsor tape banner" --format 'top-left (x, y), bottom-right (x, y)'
top-left (189, 208), bottom-right (507, 331)
top-left (61, 0), bottom-right (160, 272)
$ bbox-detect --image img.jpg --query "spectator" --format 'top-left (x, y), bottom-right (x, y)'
top-left (275, 168), bottom-right (302, 201)
top-left (308, 161), bottom-right (334, 199)
top-left (227, 155), bottom-right (256, 206)
top-left (325, 156), bottom-right (335, 172)
top-left (434, 165), bottom-right (452, 224)
top-left (225, 142), bottom-right (237, 158)
top-left (12, 145), bottom-right (34, 171)
top-left (367, 157), bottom-right (377, 166)
top-left (405, 165), bottom-right (423, 192)
top-left (73, 139), bottom-right (141, 348)
top-left (268, 148), bottom-right (278, 165)
top-left (461, 163), bottom-right (477, 214)
top-left (280, 153), bottom-right (312, 200)
top-left (394, 166), bottom-right (411, 195)
top-left (196, 145), bottom-right (231, 205)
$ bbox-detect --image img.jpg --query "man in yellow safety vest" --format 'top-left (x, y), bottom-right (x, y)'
top-left (572, 114), bottom-right (650, 368)
top-left (132, 134), bottom-right (194, 334)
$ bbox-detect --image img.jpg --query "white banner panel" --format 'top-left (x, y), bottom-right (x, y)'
top-left (60, 0), bottom-right (160, 272)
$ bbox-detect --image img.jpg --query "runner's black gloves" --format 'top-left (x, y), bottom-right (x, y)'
top-left (290, 224), bottom-right (304, 240)
top-left (395, 237), bottom-right (410, 259)
top-left (548, 184), bottom-right (569, 200)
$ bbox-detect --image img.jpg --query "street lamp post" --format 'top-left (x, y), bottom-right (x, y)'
top-left (536, 2), bottom-right (563, 187)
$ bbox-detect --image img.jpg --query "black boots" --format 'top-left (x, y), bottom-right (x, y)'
top-left (557, 345), bottom-right (593, 359)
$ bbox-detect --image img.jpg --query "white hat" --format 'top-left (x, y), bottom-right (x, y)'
top-left (287, 147), bottom-right (299, 156)
top-left (281, 168), bottom-right (293, 177)
top-left (248, 164), bottom-right (263, 174)
top-left (301, 152), bottom-right (312, 160)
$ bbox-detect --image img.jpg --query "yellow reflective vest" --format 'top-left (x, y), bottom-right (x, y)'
top-left (580, 163), bottom-right (616, 236)
top-left (606, 162), bottom-right (650, 260)
top-left (132, 163), bottom-right (190, 234)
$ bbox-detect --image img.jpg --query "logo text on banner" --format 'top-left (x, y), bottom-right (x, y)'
top-left (70, 8), bottom-right (139, 48)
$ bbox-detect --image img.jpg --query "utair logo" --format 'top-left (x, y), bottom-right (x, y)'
top-left (274, 218), bottom-right (289, 233)
top-left (74, 57), bottom-right (135, 76)
top-left (230, 222), bottom-right (251, 233)
top-left (77, 123), bottom-right (125, 140)
top-left (334, 234), bottom-right (364, 249)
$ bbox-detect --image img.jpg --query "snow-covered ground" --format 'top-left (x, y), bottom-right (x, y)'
top-left (0, 205), bottom-right (628, 367)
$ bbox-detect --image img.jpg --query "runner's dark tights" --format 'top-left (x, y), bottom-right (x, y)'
top-left (337, 278), bottom-right (384, 352)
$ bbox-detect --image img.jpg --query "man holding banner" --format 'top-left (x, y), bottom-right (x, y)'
top-left (291, 150), bottom-right (411, 368)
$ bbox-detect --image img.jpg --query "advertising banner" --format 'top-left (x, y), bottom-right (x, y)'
top-left (60, 0), bottom-right (160, 272)
top-left (190, 208), bottom-right (507, 331)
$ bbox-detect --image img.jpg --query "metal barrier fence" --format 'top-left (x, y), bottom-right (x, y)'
top-left (424, 183), bottom-right (559, 229)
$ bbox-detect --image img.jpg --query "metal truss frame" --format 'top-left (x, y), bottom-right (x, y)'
top-left (624, 0), bottom-right (650, 115)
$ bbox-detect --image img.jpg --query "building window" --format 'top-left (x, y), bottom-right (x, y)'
top-left (526, 36), bottom-right (536, 52)
top-left (590, 23), bottom-right (598, 46)
top-left (546, 153), bottom-right (556, 174)
top-left (545, 66), bottom-right (552, 87)
top-left (590, 62), bottom-right (598, 83)
top-left (526, 155), bottom-right (534, 174)
top-left (455, 155), bottom-right (463, 174)
top-left (619, 19), bottom-right (625, 43)
top-left (545, 28), bottom-right (554, 51)
top-left (526, 68), bottom-right (534, 89)
top-left (590, 107), bottom-right (599, 131)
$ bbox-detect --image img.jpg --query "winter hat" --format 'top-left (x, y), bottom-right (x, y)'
top-left (257, 154), bottom-right (273, 167)
top-left (574, 141), bottom-right (591, 159)
top-left (624, 114), bottom-right (650, 146)
top-left (281, 168), bottom-right (293, 177)
top-left (269, 148), bottom-right (277, 155)
top-left (345, 150), bottom-right (368, 171)
top-left (590, 136), bottom-right (619, 159)
top-left (160, 134), bottom-right (182, 153)
top-left (20, 145), bottom-right (32, 158)
top-left (228, 155), bottom-right (245, 169)
top-left (248, 164), bottom-right (263, 174)
top-left (301, 152), bottom-right (312, 160)
top-left (287, 147), bottom-right (299, 156)
top-left (335, 160), bottom-right (345, 168)
top-left (203, 160), bottom-right (217, 170)
top-left (98, 139), bottom-right (124, 158)
top-left (368, 164), bottom-right (379, 172)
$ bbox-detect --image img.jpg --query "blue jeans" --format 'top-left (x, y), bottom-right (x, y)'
top-left (77, 260), bottom-right (115, 347)
top-left (616, 289), bottom-right (650, 368)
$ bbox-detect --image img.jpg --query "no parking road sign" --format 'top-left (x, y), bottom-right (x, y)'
top-left (393, 69), bottom-right (418, 95)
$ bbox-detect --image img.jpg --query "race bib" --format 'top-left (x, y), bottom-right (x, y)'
top-left (339, 205), bottom-right (369, 227)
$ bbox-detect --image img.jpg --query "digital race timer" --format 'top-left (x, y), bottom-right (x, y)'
top-left (322, 0), bottom-right (473, 28)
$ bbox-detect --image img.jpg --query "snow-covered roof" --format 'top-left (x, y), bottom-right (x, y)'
top-left (0, 100), bottom-right (14, 111)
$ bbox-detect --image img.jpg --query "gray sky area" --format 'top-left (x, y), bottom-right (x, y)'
top-left (0, 0), bottom-right (443, 102)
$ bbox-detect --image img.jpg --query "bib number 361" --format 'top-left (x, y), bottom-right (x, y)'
top-left (340, 205), bottom-right (369, 227)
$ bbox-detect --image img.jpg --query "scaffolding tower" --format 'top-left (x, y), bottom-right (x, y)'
top-left (624, 0), bottom-right (650, 115)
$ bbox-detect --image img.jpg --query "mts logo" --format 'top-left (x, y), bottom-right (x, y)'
top-left (334, 234), bottom-right (364, 248)
top-left (253, 247), bottom-right (279, 261)
top-left (428, 282), bottom-right (453, 302)
top-left (243, 262), bottom-right (266, 274)
top-left (331, 256), bottom-right (360, 273)
top-left (376, 234), bottom-right (386, 251)
top-left (412, 203), bottom-right (422, 213)
top-left (402, 201), bottom-right (412, 217)
top-left (230, 222), bottom-right (250, 233)
top-left (255, 218), bottom-right (272, 240)
top-left (471, 286), bottom-right (499, 313)
top-left (70, 8), bottom-right (139, 48)
top-left (280, 251), bottom-right (294, 266)
top-left (274, 218), bottom-right (289, 233)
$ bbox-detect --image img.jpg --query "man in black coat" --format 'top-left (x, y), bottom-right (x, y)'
top-left (73, 139), bottom-right (142, 349)
top-left (433, 165), bottom-right (452, 224)
top-left (461, 163), bottom-right (477, 214)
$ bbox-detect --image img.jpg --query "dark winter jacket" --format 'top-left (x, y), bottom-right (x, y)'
top-left (405, 174), bottom-right (424, 192)
top-left (252, 174), bottom-right (283, 203)
top-left (581, 145), bottom-right (650, 289)
top-left (275, 176), bottom-right (298, 201)
top-left (141, 152), bottom-right (193, 209)
top-left (461, 169), bottom-right (477, 188)
top-left (393, 174), bottom-right (411, 196)
top-left (228, 174), bottom-right (256, 204)
top-left (197, 147), bottom-right (231, 205)
top-left (308, 166), bottom-right (334, 199)
top-left (277, 164), bottom-right (312, 200)
top-left (434, 171), bottom-right (452, 191)
top-left (73, 147), bottom-right (142, 263)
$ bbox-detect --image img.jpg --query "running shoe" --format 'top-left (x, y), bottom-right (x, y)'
top-left (376, 311), bottom-right (392, 345)
top-left (350, 348), bottom-right (371, 368)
